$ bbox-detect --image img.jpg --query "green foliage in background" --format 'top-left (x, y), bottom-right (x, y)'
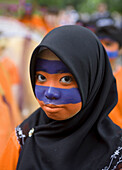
top-left (103, 0), bottom-right (122, 13)
top-left (37, 0), bottom-right (122, 13)
top-left (0, 0), bottom-right (121, 14)
top-left (0, 0), bottom-right (18, 3)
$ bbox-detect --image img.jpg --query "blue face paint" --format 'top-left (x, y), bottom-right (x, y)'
top-left (35, 85), bottom-right (81, 105)
top-left (36, 58), bottom-right (70, 74)
top-left (106, 50), bottom-right (118, 58)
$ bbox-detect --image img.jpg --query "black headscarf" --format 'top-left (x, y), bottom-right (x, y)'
top-left (17, 25), bottom-right (122, 170)
top-left (95, 25), bottom-right (122, 47)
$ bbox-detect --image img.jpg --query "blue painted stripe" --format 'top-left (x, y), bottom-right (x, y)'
top-left (35, 85), bottom-right (81, 104)
top-left (35, 58), bottom-right (70, 74)
top-left (106, 50), bottom-right (118, 58)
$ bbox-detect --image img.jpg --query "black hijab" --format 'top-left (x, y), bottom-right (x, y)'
top-left (95, 25), bottom-right (122, 47)
top-left (17, 25), bottom-right (122, 170)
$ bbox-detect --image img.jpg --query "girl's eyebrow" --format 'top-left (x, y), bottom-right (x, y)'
top-left (57, 70), bottom-right (70, 73)
top-left (36, 70), bottom-right (71, 74)
top-left (36, 69), bottom-right (47, 73)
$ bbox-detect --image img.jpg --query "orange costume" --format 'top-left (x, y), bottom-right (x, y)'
top-left (19, 14), bottom-right (45, 30)
top-left (0, 131), bottom-right (20, 170)
top-left (19, 14), bottom-right (58, 35)
top-left (1, 57), bottom-right (20, 85)
top-left (0, 60), bottom-right (22, 156)
top-left (109, 66), bottom-right (122, 128)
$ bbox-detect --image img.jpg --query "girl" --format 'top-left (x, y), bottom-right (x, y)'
top-left (0, 25), bottom-right (122, 170)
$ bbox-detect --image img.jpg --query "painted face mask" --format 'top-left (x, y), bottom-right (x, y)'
top-left (35, 49), bottom-right (82, 120)
top-left (100, 38), bottom-right (119, 59)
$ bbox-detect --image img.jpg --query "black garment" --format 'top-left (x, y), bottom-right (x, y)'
top-left (17, 25), bottom-right (122, 170)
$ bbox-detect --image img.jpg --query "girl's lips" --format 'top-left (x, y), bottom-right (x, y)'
top-left (44, 104), bottom-right (63, 108)
top-left (43, 104), bottom-right (64, 113)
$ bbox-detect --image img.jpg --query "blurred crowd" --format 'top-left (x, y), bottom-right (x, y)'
top-left (0, 2), bottom-right (122, 156)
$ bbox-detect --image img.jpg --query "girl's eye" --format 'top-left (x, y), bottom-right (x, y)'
top-left (104, 41), bottom-right (112, 46)
top-left (60, 76), bottom-right (72, 84)
top-left (36, 74), bottom-right (46, 82)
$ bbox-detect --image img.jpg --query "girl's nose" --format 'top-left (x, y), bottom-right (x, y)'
top-left (44, 87), bottom-right (61, 100)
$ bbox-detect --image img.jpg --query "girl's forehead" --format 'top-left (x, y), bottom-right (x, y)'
top-left (39, 49), bottom-right (60, 61)
top-left (36, 49), bottom-right (70, 74)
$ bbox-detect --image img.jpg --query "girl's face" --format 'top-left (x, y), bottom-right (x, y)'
top-left (100, 38), bottom-right (119, 59)
top-left (35, 49), bottom-right (82, 120)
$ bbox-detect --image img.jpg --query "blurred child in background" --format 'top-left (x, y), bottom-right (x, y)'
top-left (0, 38), bottom-right (22, 156)
top-left (96, 24), bottom-right (122, 127)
